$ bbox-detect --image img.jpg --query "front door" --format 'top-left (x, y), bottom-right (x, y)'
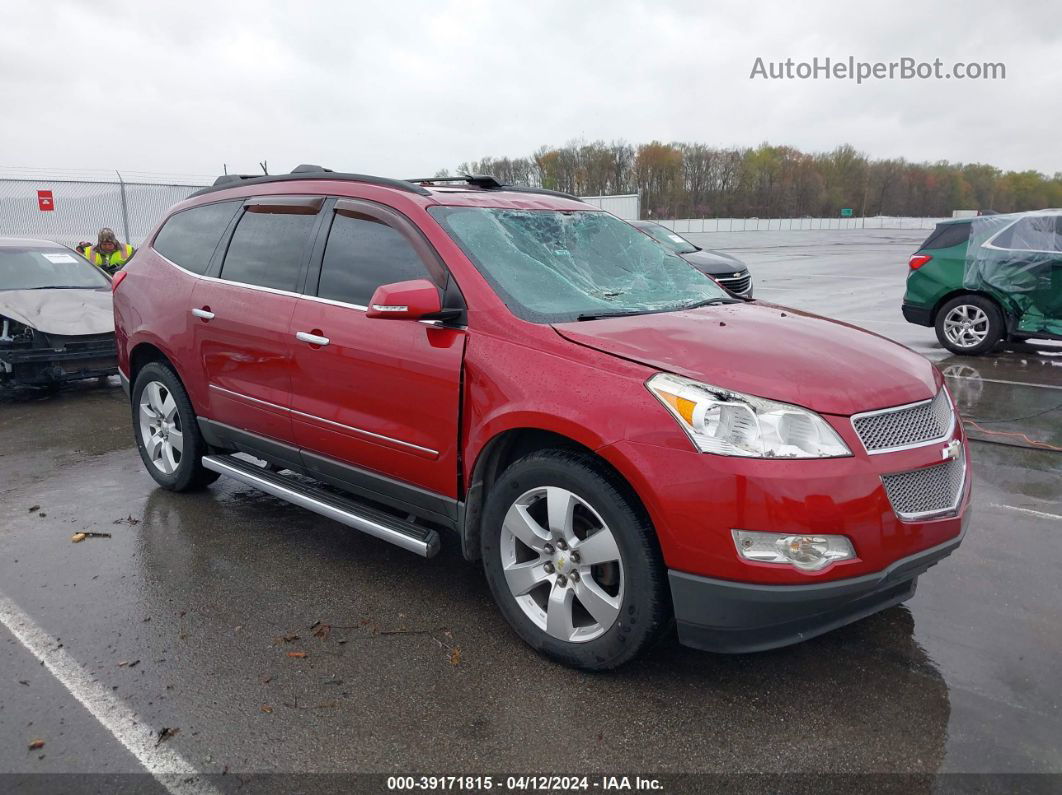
top-left (288, 200), bottom-right (465, 501)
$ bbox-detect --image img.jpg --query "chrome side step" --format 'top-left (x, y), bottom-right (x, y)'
top-left (202, 454), bottom-right (440, 557)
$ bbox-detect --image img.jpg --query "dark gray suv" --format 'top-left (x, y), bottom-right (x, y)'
top-left (631, 221), bottom-right (753, 297)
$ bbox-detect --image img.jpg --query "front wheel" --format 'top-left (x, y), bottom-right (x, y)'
top-left (935, 295), bottom-right (1004, 356)
top-left (131, 362), bottom-right (219, 491)
top-left (481, 450), bottom-right (670, 670)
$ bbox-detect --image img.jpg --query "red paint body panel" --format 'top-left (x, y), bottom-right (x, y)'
top-left (553, 303), bottom-right (940, 415)
top-left (114, 177), bottom-right (969, 598)
top-left (289, 298), bottom-right (465, 497)
top-left (113, 248), bottom-right (200, 398)
top-left (191, 279), bottom-right (296, 443)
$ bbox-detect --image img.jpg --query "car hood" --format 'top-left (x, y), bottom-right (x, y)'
top-left (681, 249), bottom-right (746, 275)
top-left (0, 289), bottom-right (114, 336)
top-left (552, 303), bottom-right (939, 416)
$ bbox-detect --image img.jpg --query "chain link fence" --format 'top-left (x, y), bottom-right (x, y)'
top-left (0, 176), bottom-right (946, 250)
top-left (0, 178), bottom-right (208, 249)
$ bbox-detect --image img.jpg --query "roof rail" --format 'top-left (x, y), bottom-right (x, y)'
top-left (190, 169), bottom-right (583, 202)
top-left (189, 170), bottom-right (432, 198)
top-left (406, 174), bottom-right (581, 201)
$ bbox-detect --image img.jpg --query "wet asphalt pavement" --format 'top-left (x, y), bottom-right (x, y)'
top-left (1, 229), bottom-right (1060, 784)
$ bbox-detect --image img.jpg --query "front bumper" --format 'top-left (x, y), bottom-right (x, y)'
top-left (902, 302), bottom-right (933, 327)
top-left (0, 339), bottom-right (118, 386)
top-left (670, 522), bottom-right (965, 653)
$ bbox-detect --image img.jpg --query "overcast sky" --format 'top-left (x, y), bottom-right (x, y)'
top-left (2, 0), bottom-right (1057, 181)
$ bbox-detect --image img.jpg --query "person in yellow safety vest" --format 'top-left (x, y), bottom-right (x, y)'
top-left (83, 228), bottom-right (134, 274)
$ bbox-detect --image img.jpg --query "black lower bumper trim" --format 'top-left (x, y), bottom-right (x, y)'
top-left (670, 533), bottom-right (962, 653)
top-left (902, 303), bottom-right (933, 327)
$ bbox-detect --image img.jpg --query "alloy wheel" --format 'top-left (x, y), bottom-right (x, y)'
top-left (138, 380), bottom-right (184, 474)
top-left (500, 486), bottom-right (624, 643)
top-left (942, 304), bottom-right (990, 349)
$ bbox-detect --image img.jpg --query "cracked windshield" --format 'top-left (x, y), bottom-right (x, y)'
top-left (430, 207), bottom-right (729, 322)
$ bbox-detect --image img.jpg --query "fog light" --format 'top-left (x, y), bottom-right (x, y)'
top-left (732, 530), bottom-right (855, 571)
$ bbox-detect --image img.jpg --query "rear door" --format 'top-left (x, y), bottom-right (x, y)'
top-left (288, 198), bottom-right (466, 505)
top-left (191, 196), bottom-right (324, 445)
top-left (1042, 215), bottom-right (1062, 330)
top-left (986, 214), bottom-right (1062, 333)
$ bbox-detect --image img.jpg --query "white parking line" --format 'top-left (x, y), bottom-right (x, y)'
top-left (990, 504), bottom-right (1062, 521)
top-left (0, 592), bottom-right (220, 795)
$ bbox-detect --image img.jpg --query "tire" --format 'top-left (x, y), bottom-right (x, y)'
top-left (131, 362), bottom-right (219, 491)
top-left (480, 450), bottom-right (670, 670)
top-left (935, 295), bottom-right (1004, 356)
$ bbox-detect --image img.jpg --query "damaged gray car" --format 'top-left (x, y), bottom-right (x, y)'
top-left (0, 237), bottom-right (118, 392)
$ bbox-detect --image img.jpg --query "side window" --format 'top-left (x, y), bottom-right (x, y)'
top-left (920, 222), bottom-right (970, 251)
top-left (317, 212), bottom-right (433, 306)
top-left (993, 216), bottom-right (1061, 252)
top-left (220, 210), bottom-right (317, 292)
top-left (152, 201), bottom-right (241, 274)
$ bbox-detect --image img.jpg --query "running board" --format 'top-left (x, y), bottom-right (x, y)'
top-left (201, 454), bottom-right (440, 557)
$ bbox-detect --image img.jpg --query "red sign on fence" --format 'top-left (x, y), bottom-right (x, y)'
top-left (37, 190), bottom-right (55, 212)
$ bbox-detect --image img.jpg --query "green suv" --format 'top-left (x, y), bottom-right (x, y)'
top-left (902, 212), bottom-right (1062, 355)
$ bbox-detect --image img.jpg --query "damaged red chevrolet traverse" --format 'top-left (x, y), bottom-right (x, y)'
top-left (112, 167), bottom-right (969, 669)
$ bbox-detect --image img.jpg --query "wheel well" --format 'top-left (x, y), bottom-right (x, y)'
top-left (129, 343), bottom-right (172, 385)
top-left (931, 290), bottom-right (1005, 324)
top-left (459, 428), bottom-right (642, 562)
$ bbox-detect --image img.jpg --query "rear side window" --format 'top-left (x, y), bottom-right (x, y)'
top-left (919, 222), bottom-right (971, 251)
top-left (153, 201), bottom-right (241, 274)
top-left (991, 215), bottom-right (1062, 252)
top-left (316, 212), bottom-right (432, 306)
top-left (220, 210), bottom-right (317, 292)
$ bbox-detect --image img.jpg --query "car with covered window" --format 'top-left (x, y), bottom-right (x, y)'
top-left (902, 210), bottom-right (1062, 354)
top-left (112, 168), bottom-right (969, 670)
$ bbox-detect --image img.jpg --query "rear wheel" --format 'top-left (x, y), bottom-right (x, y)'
top-left (132, 362), bottom-right (219, 491)
top-left (935, 295), bottom-right (1004, 356)
top-left (481, 450), bottom-right (670, 670)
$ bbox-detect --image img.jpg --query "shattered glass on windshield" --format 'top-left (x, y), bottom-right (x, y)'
top-left (964, 210), bottom-right (1062, 335)
top-left (429, 208), bottom-right (729, 322)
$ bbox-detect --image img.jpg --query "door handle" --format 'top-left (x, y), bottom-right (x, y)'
top-left (295, 331), bottom-right (330, 347)
top-left (192, 307), bottom-right (214, 320)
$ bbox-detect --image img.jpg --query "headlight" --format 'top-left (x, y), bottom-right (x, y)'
top-left (647, 373), bottom-right (851, 458)
top-left (733, 530), bottom-right (855, 571)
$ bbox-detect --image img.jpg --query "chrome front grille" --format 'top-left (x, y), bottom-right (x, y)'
top-left (715, 272), bottom-right (752, 295)
top-left (852, 390), bottom-right (953, 453)
top-left (881, 457), bottom-right (965, 520)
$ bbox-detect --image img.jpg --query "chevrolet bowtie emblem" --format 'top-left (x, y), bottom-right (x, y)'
top-left (942, 440), bottom-right (961, 461)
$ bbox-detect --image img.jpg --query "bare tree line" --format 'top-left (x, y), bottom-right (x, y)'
top-left (439, 141), bottom-right (1062, 219)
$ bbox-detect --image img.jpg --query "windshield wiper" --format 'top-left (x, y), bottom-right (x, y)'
top-left (679, 298), bottom-right (738, 310)
top-left (576, 309), bottom-right (655, 321)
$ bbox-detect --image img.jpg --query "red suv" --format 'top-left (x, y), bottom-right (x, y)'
top-left (113, 167), bottom-right (970, 669)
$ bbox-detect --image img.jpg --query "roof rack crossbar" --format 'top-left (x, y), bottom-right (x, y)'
top-left (211, 174), bottom-right (261, 187)
top-left (290, 164), bottom-right (334, 174)
top-left (407, 174), bottom-right (506, 189)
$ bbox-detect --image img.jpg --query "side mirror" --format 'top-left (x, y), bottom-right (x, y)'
top-left (366, 279), bottom-right (443, 320)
